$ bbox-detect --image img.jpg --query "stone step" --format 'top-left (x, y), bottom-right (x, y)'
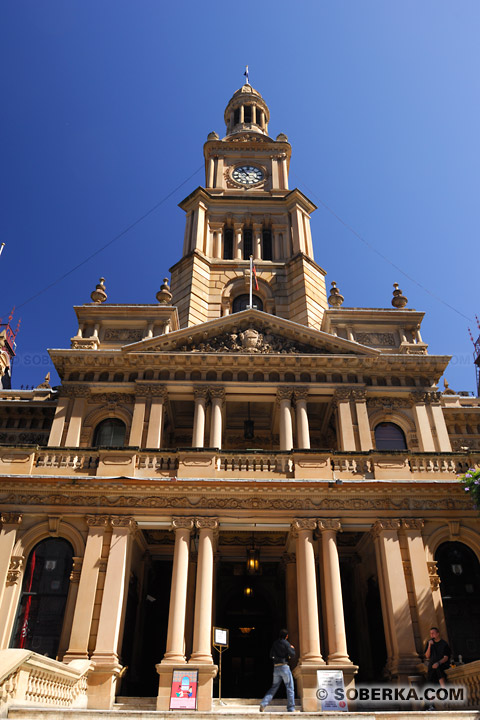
top-left (6, 707), bottom-right (480, 719)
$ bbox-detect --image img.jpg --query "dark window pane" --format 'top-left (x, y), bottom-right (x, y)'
top-left (374, 422), bottom-right (407, 450)
top-left (232, 294), bottom-right (263, 312)
top-left (243, 229), bottom-right (253, 259)
top-left (244, 105), bottom-right (252, 123)
top-left (93, 419), bottom-right (126, 447)
top-left (262, 230), bottom-right (272, 260)
top-left (224, 229), bottom-right (233, 260)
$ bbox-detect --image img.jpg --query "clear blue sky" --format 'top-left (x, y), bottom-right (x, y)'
top-left (1, 0), bottom-right (479, 392)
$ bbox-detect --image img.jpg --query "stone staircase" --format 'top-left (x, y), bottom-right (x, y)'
top-left (6, 696), bottom-right (480, 719)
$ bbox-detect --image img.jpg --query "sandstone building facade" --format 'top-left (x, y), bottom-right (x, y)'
top-left (0, 83), bottom-right (479, 713)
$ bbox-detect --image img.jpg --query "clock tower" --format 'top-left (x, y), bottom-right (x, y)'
top-left (170, 82), bottom-right (329, 329)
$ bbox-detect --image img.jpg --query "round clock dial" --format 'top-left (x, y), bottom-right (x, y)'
top-left (232, 165), bottom-right (264, 185)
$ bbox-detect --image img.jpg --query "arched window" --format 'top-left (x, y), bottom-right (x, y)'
top-left (93, 418), bottom-right (126, 447)
top-left (11, 538), bottom-right (73, 657)
top-left (435, 542), bottom-right (480, 662)
top-left (374, 422), bottom-right (407, 450)
top-left (232, 294), bottom-right (263, 312)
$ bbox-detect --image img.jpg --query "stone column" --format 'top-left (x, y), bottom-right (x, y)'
top-left (89, 517), bottom-right (137, 710)
top-left (209, 388), bottom-right (224, 449)
top-left (192, 387), bottom-right (208, 448)
top-left (411, 392), bottom-right (435, 452)
top-left (352, 389), bottom-right (373, 451)
top-left (277, 387), bottom-right (293, 451)
top-left (0, 513), bottom-right (22, 635)
top-left (371, 520), bottom-right (419, 679)
top-left (64, 515), bottom-right (109, 660)
top-left (317, 520), bottom-right (351, 663)
top-left (234, 222), bottom-right (243, 260)
top-left (283, 553), bottom-right (299, 660)
top-left (183, 211), bottom-right (193, 255)
top-left (189, 518), bottom-right (218, 664)
top-left (253, 222), bottom-right (262, 260)
top-left (334, 389), bottom-right (356, 451)
top-left (146, 387), bottom-right (167, 449)
top-left (129, 395), bottom-right (147, 447)
top-left (282, 156), bottom-right (289, 190)
top-left (48, 395), bottom-right (70, 446)
top-left (294, 388), bottom-right (310, 449)
top-left (429, 395), bottom-right (452, 451)
top-left (400, 519), bottom-right (438, 647)
top-left (291, 520), bottom-right (324, 663)
top-left (64, 392), bottom-right (87, 447)
top-left (162, 518), bottom-right (194, 663)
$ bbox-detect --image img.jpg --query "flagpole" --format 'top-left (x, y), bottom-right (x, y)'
top-left (249, 255), bottom-right (253, 309)
top-left (0, 243), bottom-right (5, 259)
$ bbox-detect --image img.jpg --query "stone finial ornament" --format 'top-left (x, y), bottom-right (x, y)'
top-left (156, 278), bottom-right (173, 305)
top-left (36, 372), bottom-right (51, 389)
top-left (91, 277), bottom-right (107, 304)
top-left (328, 281), bottom-right (344, 308)
top-left (391, 283), bottom-right (407, 308)
top-left (276, 133), bottom-right (288, 142)
top-left (207, 131), bottom-right (219, 140)
top-left (443, 378), bottom-right (457, 395)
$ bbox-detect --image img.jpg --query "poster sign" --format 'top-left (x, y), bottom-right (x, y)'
top-left (213, 627), bottom-right (229, 647)
top-left (169, 669), bottom-right (198, 710)
top-left (316, 670), bottom-right (348, 712)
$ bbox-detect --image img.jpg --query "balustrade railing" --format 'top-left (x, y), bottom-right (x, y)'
top-left (447, 660), bottom-right (480, 708)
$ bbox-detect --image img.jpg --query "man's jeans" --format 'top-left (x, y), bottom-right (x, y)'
top-left (261, 664), bottom-right (295, 712)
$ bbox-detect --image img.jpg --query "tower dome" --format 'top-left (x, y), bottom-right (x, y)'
top-left (224, 83), bottom-right (270, 137)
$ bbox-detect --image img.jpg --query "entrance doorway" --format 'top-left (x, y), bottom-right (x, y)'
top-left (215, 560), bottom-right (286, 698)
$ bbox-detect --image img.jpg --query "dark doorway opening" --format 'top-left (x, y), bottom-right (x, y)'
top-left (120, 559), bottom-right (172, 697)
top-left (436, 541), bottom-right (480, 662)
top-left (215, 560), bottom-right (286, 699)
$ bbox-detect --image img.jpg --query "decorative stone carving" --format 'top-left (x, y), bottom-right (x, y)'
top-left (62, 385), bottom-right (91, 399)
top-left (48, 516), bottom-right (62, 536)
top-left (103, 329), bottom-right (144, 342)
top-left (90, 393), bottom-right (134, 405)
top-left (401, 519), bottom-right (424, 531)
top-left (427, 561), bottom-right (441, 591)
top-left (195, 517), bottom-right (219, 530)
top-left (351, 389), bottom-right (367, 402)
top-left (318, 519), bottom-right (342, 533)
top-left (448, 520), bottom-right (460, 540)
top-left (370, 519), bottom-right (401, 538)
top-left (109, 516), bottom-right (137, 532)
top-left (293, 387), bottom-right (309, 401)
top-left (193, 386), bottom-right (209, 400)
top-left (0, 513), bottom-right (22, 526)
top-left (333, 388), bottom-right (351, 402)
top-left (290, 518), bottom-right (317, 536)
top-left (36, 373), bottom-right (51, 389)
top-left (367, 397), bottom-right (412, 409)
top-left (411, 391), bottom-right (442, 405)
top-left (171, 517), bottom-right (195, 532)
top-left (7, 556), bottom-right (24, 583)
top-left (156, 278), bottom-right (173, 305)
top-left (176, 327), bottom-right (335, 355)
top-left (391, 283), bottom-right (407, 308)
top-left (85, 514), bottom-right (110, 527)
top-left (70, 557), bottom-right (83, 583)
top-left (282, 552), bottom-right (296, 565)
top-left (71, 339), bottom-right (98, 350)
top-left (328, 281), bottom-right (344, 308)
top-left (209, 387), bottom-right (226, 400)
top-left (276, 386), bottom-right (294, 402)
top-left (355, 333), bottom-right (396, 347)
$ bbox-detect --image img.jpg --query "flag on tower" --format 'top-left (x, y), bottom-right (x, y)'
top-left (252, 261), bottom-right (259, 290)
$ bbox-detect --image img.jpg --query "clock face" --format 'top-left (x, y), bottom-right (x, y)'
top-left (232, 165), bottom-right (264, 185)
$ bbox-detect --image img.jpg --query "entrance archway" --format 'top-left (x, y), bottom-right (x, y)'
top-left (435, 541), bottom-right (480, 662)
top-left (215, 560), bottom-right (286, 698)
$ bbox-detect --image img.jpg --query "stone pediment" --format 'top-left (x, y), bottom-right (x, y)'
top-left (122, 310), bottom-right (380, 357)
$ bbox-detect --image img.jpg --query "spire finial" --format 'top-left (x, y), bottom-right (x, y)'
top-left (91, 277), bottom-right (107, 304)
top-left (328, 281), bottom-right (344, 308)
top-left (391, 282), bottom-right (407, 308)
top-left (156, 277), bottom-right (172, 305)
top-left (244, 65), bottom-right (249, 85)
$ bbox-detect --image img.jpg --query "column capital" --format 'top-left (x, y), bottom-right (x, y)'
top-left (195, 517), bottom-right (219, 532)
top-left (109, 516), bottom-right (137, 534)
top-left (277, 386), bottom-right (294, 403)
top-left (194, 385), bottom-right (209, 401)
top-left (282, 552), bottom-right (296, 565)
top-left (333, 387), bottom-right (353, 402)
top-left (233, 221), bottom-right (244, 230)
top-left (0, 513), bottom-right (22, 527)
top-left (293, 387), bottom-right (309, 401)
top-left (85, 514), bottom-right (110, 528)
top-left (401, 518), bottom-right (424, 532)
top-left (62, 384), bottom-right (91, 399)
top-left (143, 384), bottom-right (168, 399)
top-left (351, 388), bottom-right (367, 402)
top-left (371, 519), bottom-right (401, 539)
top-left (318, 519), bottom-right (342, 533)
top-left (208, 387), bottom-right (225, 401)
top-left (291, 518), bottom-right (317, 537)
top-left (172, 517), bottom-right (195, 532)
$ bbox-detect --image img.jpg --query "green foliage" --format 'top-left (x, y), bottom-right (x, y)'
top-left (459, 467), bottom-right (480, 509)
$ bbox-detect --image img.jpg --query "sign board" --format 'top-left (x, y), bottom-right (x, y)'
top-left (169, 669), bottom-right (198, 710)
top-left (213, 627), bottom-right (229, 647)
top-left (316, 670), bottom-right (348, 712)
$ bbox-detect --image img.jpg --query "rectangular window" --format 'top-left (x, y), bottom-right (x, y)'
top-left (223, 229), bottom-right (233, 259)
top-left (244, 105), bottom-right (252, 123)
top-left (262, 229), bottom-right (272, 260)
top-left (243, 229), bottom-right (253, 259)
top-left (233, 109), bottom-right (240, 125)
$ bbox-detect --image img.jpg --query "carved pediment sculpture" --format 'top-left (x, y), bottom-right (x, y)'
top-left (174, 326), bottom-right (336, 355)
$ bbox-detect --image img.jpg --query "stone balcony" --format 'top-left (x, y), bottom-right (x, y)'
top-left (0, 445), bottom-right (478, 482)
